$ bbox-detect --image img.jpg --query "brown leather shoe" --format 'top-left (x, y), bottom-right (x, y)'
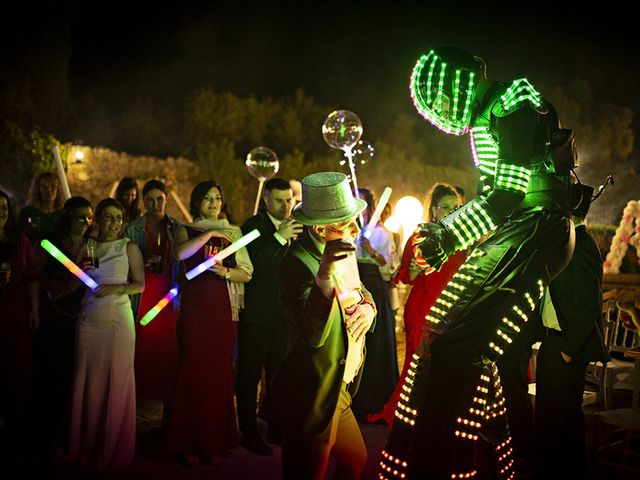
top-left (240, 432), bottom-right (273, 456)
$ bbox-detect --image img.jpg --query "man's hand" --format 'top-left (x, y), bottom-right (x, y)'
top-left (346, 303), bottom-right (375, 343)
top-left (277, 219), bottom-right (304, 241)
top-left (317, 239), bottom-right (356, 282)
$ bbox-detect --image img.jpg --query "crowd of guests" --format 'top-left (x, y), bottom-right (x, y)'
top-left (2, 171), bottom-right (469, 473)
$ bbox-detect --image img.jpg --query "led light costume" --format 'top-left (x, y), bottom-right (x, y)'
top-left (379, 47), bottom-right (576, 479)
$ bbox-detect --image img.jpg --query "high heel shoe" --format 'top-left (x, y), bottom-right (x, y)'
top-left (181, 454), bottom-right (200, 468)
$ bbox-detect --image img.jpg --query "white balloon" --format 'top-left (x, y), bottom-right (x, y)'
top-left (245, 146), bottom-right (280, 181)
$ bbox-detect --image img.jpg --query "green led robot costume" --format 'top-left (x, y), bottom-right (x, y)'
top-left (379, 47), bottom-right (576, 479)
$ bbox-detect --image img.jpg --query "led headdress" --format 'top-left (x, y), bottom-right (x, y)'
top-left (410, 47), bottom-right (484, 135)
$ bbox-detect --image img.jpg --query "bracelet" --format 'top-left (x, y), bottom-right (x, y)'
top-left (224, 267), bottom-right (231, 280)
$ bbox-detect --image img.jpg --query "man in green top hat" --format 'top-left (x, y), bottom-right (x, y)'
top-left (260, 171), bottom-right (377, 479)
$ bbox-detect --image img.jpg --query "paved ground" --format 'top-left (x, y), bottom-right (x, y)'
top-left (1, 286), bottom-right (636, 478)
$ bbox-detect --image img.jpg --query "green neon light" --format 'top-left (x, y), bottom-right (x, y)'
top-left (495, 163), bottom-right (530, 193)
top-left (410, 50), bottom-right (476, 135)
top-left (500, 78), bottom-right (542, 112)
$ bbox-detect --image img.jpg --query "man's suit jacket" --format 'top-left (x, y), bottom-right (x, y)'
top-left (241, 211), bottom-right (288, 328)
top-left (259, 230), bottom-right (374, 437)
top-left (548, 224), bottom-right (609, 363)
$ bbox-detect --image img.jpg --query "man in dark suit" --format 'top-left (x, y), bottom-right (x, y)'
top-left (499, 184), bottom-right (609, 479)
top-left (260, 172), bottom-right (377, 479)
top-left (237, 178), bottom-right (303, 455)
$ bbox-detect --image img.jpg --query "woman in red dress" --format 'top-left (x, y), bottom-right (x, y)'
top-left (0, 189), bottom-right (40, 460)
top-left (367, 183), bottom-right (465, 426)
top-left (125, 180), bottom-right (181, 409)
top-left (166, 181), bottom-right (253, 468)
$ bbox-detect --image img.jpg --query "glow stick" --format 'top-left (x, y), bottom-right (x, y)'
top-left (51, 146), bottom-right (72, 200)
top-left (364, 187), bottom-right (392, 239)
top-left (40, 239), bottom-right (98, 290)
top-left (185, 229), bottom-right (261, 280)
top-left (140, 284), bottom-right (179, 326)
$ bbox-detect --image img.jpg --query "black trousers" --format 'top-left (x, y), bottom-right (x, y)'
top-left (497, 316), bottom-right (544, 466)
top-left (535, 333), bottom-right (588, 479)
top-left (236, 321), bottom-right (288, 434)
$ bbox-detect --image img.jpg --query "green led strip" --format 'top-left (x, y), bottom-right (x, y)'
top-left (442, 200), bottom-right (497, 249)
top-left (494, 163), bottom-right (531, 194)
top-left (471, 126), bottom-right (498, 176)
top-left (500, 78), bottom-right (542, 112)
top-left (410, 50), bottom-right (476, 135)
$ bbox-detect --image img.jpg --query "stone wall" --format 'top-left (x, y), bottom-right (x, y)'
top-left (65, 145), bottom-right (199, 223)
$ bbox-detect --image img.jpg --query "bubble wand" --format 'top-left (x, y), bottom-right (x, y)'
top-left (246, 147), bottom-right (279, 215)
top-left (322, 110), bottom-right (366, 224)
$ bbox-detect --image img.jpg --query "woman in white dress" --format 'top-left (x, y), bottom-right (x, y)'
top-left (63, 198), bottom-right (144, 468)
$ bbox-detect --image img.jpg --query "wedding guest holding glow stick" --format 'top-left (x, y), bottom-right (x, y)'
top-left (125, 180), bottom-right (181, 415)
top-left (58, 198), bottom-right (144, 468)
top-left (18, 172), bottom-right (65, 245)
top-left (33, 196), bottom-right (93, 458)
top-left (0, 189), bottom-right (40, 463)
top-left (166, 181), bottom-right (253, 468)
top-left (350, 187), bottom-right (399, 421)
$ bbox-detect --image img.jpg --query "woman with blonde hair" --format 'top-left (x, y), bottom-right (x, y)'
top-left (18, 172), bottom-right (65, 243)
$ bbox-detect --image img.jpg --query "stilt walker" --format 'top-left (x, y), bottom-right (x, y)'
top-left (380, 47), bottom-right (577, 479)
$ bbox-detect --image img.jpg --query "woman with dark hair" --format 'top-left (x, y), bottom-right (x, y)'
top-left (367, 182), bottom-right (466, 426)
top-left (166, 181), bottom-right (253, 468)
top-left (0, 189), bottom-right (40, 460)
top-left (33, 196), bottom-right (93, 457)
top-left (350, 187), bottom-right (399, 420)
top-left (125, 179), bottom-right (180, 414)
top-left (115, 177), bottom-right (142, 224)
top-left (18, 172), bottom-right (65, 244)
top-left (59, 198), bottom-right (144, 468)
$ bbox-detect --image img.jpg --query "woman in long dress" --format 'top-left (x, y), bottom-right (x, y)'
top-left (62, 198), bottom-right (144, 468)
top-left (0, 189), bottom-right (40, 462)
top-left (125, 180), bottom-right (180, 414)
top-left (351, 187), bottom-right (399, 420)
top-left (166, 181), bottom-right (253, 468)
top-left (367, 183), bottom-right (465, 426)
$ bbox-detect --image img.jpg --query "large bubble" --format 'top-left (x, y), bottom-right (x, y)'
top-left (245, 146), bottom-right (280, 181)
top-left (322, 110), bottom-right (363, 151)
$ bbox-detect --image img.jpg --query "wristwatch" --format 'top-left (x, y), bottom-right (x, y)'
top-left (224, 267), bottom-right (231, 280)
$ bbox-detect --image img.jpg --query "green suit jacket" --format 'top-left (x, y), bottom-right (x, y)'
top-left (260, 230), bottom-right (375, 437)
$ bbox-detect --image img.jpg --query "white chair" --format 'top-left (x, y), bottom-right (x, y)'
top-left (586, 293), bottom-right (640, 409)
